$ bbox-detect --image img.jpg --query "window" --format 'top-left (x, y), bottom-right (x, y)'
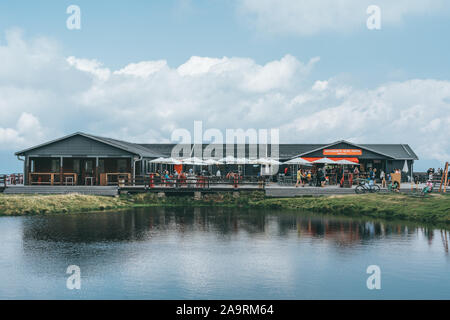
top-left (51, 159), bottom-right (60, 173)
top-left (98, 159), bottom-right (105, 173)
top-left (118, 159), bottom-right (127, 173)
top-left (73, 160), bottom-right (80, 173)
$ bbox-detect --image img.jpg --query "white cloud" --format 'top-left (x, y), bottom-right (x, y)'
top-left (0, 113), bottom-right (45, 148)
top-left (312, 80), bottom-right (328, 91)
top-left (67, 56), bottom-right (111, 80)
top-left (114, 60), bottom-right (168, 78)
top-left (0, 30), bottom-right (449, 167)
top-left (237, 0), bottom-right (449, 35)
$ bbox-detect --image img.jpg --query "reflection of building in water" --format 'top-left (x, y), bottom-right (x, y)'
top-left (441, 230), bottom-right (449, 253)
top-left (22, 207), bottom-right (448, 252)
top-left (424, 228), bottom-right (435, 245)
top-left (295, 216), bottom-right (429, 248)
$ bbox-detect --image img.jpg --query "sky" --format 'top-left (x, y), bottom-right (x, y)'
top-left (0, 0), bottom-right (449, 172)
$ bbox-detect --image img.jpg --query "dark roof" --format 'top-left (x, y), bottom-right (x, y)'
top-left (139, 141), bottom-right (418, 160)
top-left (16, 133), bottom-right (418, 160)
top-left (360, 144), bottom-right (419, 160)
top-left (84, 133), bottom-right (160, 158)
top-left (15, 132), bottom-right (160, 158)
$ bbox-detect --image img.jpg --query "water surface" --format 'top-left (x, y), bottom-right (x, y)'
top-left (0, 207), bottom-right (449, 299)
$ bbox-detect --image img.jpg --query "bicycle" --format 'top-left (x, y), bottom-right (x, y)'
top-left (355, 179), bottom-right (380, 194)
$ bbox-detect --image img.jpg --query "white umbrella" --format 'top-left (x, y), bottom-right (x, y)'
top-left (235, 158), bottom-right (250, 165)
top-left (218, 156), bottom-right (238, 164)
top-left (182, 157), bottom-right (207, 166)
top-left (163, 157), bottom-right (183, 165)
top-left (204, 159), bottom-right (221, 165)
top-left (312, 157), bottom-right (337, 164)
top-left (149, 157), bottom-right (167, 163)
top-left (250, 158), bottom-right (281, 165)
top-left (334, 159), bottom-right (360, 165)
top-left (402, 160), bottom-right (409, 173)
top-left (284, 157), bottom-right (312, 165)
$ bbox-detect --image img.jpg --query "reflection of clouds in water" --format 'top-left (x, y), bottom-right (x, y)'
top-left (18, 208), bottom-right (450, 288)
top-left (0, 207), bottom-right (448, 299)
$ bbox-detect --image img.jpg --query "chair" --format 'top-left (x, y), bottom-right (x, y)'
top-left (85, 177), bottom-right (94, 186)
top-left (65, 176), bottom-right (74, 186)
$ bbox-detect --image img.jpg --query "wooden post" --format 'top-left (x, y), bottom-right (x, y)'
top-left (439, 162), bottom-right (449, 193)
top-left (60, 157), bottom-right (64, 185)
top-left (443, 162), bottom-right (448, 193)
top-left (24, 156), bottom-right (29, 185)
top-left (95, 157), bottom-right (99, 186)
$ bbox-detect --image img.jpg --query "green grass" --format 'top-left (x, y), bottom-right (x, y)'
top-left (252, 193), bottom-right (450, 225)
top-left (1, 192), bottom-right (449, 227)
top-left (0, 193), bottom-right (129, 215)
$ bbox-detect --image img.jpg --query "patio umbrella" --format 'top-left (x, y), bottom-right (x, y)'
top-left (149, 157), bottom-right (180, 172)
top-left (334, 159), bottom-right (360, 183)
top-left (204, 159), bottom-right (221, 165)
top-left (283, 158), bottom-right (312, 178)
top-left (150, 157), bottom-right (182, 165)
top-left (249, 158), bottom-right (281, 165)
top-left (218, 156), bottom-right (238, 164)
top-left (249, 158), bottom-right (281, 177)
top-left (182, 157), bottom-right (207, 165)
top-left (149, 157), bottom-right (167, 163)
top-left (334, 159), bottom-right (360, 165)
top-left (312, 157), bottom-right (337, 164)
top-left (284, 157), bottom-right (312, 165)
top-left (402, 160), bottom-right (409, 173)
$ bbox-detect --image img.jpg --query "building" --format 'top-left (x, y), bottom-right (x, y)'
top-left (15, 132), bottom-right (418, 185)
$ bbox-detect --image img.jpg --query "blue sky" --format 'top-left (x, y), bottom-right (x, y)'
top-left (1, 0), bottom-right (449, 85)
top-left (0, 0), bottom-right (449, 171)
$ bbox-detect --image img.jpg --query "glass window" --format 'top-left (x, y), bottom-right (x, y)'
top-left (51, 159), bottom-right (60, 173)
top-left (99, 159), bottom-right (105, 173)
top-left (73, 160), bottom-right (80, 173)
top-left (118, 159), bottom-right (127, 173)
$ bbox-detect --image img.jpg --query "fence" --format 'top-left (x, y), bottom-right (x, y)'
top-left (116, 174), bottom-right (267, 189)
top-left (0, 173), bottom-right (24, 186)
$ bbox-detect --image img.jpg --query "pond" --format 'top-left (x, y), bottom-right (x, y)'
top-left (0, 207), bottom-right (449, 299)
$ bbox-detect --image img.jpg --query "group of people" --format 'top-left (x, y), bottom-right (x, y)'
top-left (292, 165), bottom-right (402, 189)
top-left (295, 168), bottom-right (326, 187)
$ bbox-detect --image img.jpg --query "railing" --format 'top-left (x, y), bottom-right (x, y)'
top-left (0, 173), bottom-right (24, 186)
top-left (120, 174), bottom-right (267, 189)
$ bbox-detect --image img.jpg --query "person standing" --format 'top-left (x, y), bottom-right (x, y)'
top-left (295, 168), bottom-right (302, 188)
top-left (368, 168), bottom-right (375, 186)
top-left (380, 170), bottom-right (386, 188)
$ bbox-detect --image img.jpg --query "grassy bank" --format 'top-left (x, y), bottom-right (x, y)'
top-left (0, 192), bottom-right (449, 226)
top-left (0, 193), bottom-right (129, 215)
